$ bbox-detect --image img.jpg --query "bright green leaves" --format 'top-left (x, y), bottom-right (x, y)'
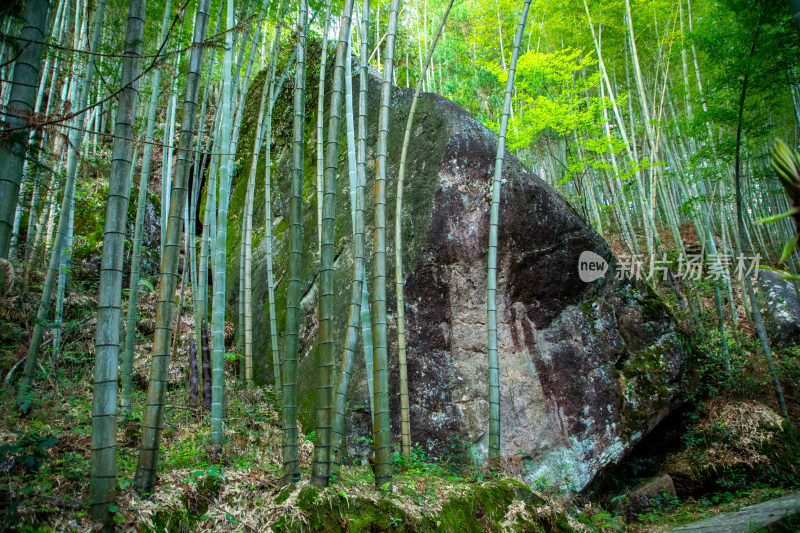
top-left (505, 49), bottom-right (603, 145)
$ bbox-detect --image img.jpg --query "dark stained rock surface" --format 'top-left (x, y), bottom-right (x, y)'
top-left (226, 61), bottom-right (689, 492)
top-left (755, 268), bottom-right (800, 348)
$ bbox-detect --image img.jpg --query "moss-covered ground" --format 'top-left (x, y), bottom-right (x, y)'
top-left (0, 365), bottom-right (576, 532)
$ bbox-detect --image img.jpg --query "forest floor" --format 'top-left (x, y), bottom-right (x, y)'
top-left (0, 252), bottom-right (799, 531)
top-left (0, 274), bottom-right (578, 531)
top-left (0, 361), bottom-right (577, 531)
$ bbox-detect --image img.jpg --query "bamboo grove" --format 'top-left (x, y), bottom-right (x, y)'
top-left (2, 0), bottom-right (800, 528)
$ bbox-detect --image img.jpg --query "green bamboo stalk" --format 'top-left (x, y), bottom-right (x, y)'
top-left (372, 0), bottom-right (402, 491)
top-left (161, 49), bottom-right (181, 259)
top-left (169, 198), bottom-right (191, 362)
top-left (243, 61), bottom-right (268, 386)
top-left (313, 0), bottom-right (355, 488)
top-left (487, 0), bottom-right (530, 461)
top-left (790, 0), bottom-right (800, 40)
top-left (264, 0), bottom-right (289, 393)
top-left (194, 2), bottom-right (224, 341)
top-left (161, 25), bottom-right (184, 259)
top-left (135, 0), bottom-right (211, 494)
top-left (51, 156), bottom-right (70, 361)
top-left (22, 164), bottom-right (52, 274)
top-left (331, 41), bottom-right (362, 473)
top-left (9, 0), bottom-right (66, 260)
top-left (240, 0), bottom-right (271, 385)
top-left (732, 15), bottom-right (789, 423)
top-left (89, 0), bottom-right (146, 524)
top-left (238, 239), bottom-right (246, 380)
top-left (358, 0), bottom-right (375, 425)
top-left (0, 0), bottom-right (51, 259)
top-left (282, 0), bottom-right (308, 484)
top-left (315, 0), bottom-right (333, 255)
top-left (121, 0), bottom-right (174, 420)
top-left (394, 0), bottom-right (454, 458)
top-left (210, 0), bottom-right (235, 458)
top-left (242, 171), bottom-right (254, 382)
top-left (198, 91), bottom-right (223, 337)
top-left (242, 5), bottom-right (284, 388)
top-left (229, 2), bottom-right (266, 163)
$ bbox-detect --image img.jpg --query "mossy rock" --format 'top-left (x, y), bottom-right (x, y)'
top-left (224, 36), bottom-right (690, 491)
top-left (273, 479), bottom-right (569, 532)
top-left (225, 38), bottom-right (442, 431)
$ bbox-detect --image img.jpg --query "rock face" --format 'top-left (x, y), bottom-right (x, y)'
top-left (227, 62), bottom-right (688, 492)
top-left (756, 268), bottom-right (800, 348)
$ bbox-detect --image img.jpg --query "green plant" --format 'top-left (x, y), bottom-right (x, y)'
top-left (0, 431), bottom-right (59, 475)
top-left (183, 463), bottom-right (225, 485)
top-left (533, 476), bottom-right (550, 492)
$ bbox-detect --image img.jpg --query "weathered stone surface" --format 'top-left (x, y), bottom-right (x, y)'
top-left (670, 492), bottom-right (800, 532)
top-left (756, 268), bottom-right (800, 348)
top-left (227, 61), bottom-right (688, 492)
top-left (616, 474), bottom-right (676, 517)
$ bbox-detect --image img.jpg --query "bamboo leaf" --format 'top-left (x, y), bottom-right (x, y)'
top-left (779, 234), bottom-right (800, 264)
top-left (756, 206), bottom-right (800, 224)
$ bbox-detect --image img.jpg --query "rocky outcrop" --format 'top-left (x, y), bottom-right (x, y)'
top-left (226, 60), bottom-right (688, 492)
top-left (756, 268), bottom-right (800, 348)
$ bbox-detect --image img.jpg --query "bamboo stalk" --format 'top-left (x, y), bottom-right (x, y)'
top-left (487, 0), bottom-right (530, 461)
top-left (394, 0), bottom-right (454, 458)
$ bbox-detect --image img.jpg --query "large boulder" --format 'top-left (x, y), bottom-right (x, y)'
top-left (226, 61), bottom-right (688, 492)
top-left (756, 268), bottom-right (800, 348)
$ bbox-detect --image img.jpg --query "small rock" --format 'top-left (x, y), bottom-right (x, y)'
top-left (756, 269), bottom-right (800, 348)
top-left (625, 474), bottom-right (677, 517)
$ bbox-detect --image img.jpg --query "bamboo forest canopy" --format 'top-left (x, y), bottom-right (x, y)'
top-left (2, 0), bottom-right (800, 530)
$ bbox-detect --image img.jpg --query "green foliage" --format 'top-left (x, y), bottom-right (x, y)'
top-left (505, 49), bottom-right (604, 146)
top-left (136, 277), bottom-right (155, 293)
top-left (766, 140), bottom-right (800, 263)
top-left (0, 431), bottom-right (59, 474)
